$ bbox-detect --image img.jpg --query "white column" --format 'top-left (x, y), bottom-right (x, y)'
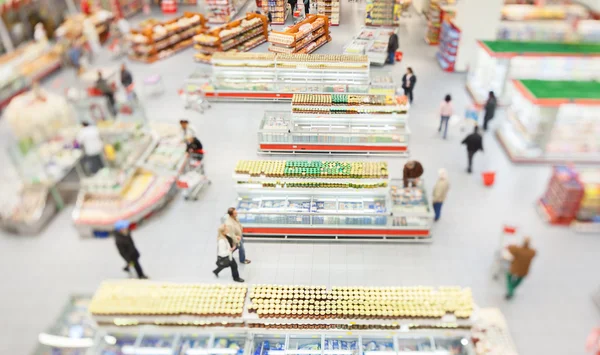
top-left (0, 18), bottom-right (14, 52)
top-left (453, 0), bottom-right (503, 72)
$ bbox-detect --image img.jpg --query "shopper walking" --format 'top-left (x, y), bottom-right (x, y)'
top-left (113, 220), bottom-right (148, 279)
top-left (403, 160), bottom-right (424, 188)
top-left (225, 207), bottom-right (252, 264)
top-left (386, 32), bottom-right (399, 65)
top-left (461, 126), bottom-right (483, 174)
top-left (431, 169), bottom-right (449, 221)
top-left (96, 71), bottom-right (117, 116)
top-left (213, 224), bottom-right (245, 282)
top-left (179, 119), bottom-right (198, 142)
top-left (77, 122), bottom-right (105, 176)
top-left (439, 94), bottom-right (453, 139)
top-left (401, 67), bottom-right (416, 103)
top-left (505, 237), bottom-right (536, 300)
top-left (120, 64), bottom-right (134, 97)
top-left (482, 91), bottom-right (497, 132)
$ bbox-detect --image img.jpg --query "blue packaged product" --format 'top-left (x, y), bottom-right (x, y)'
top-left (340, 341), bottom-right (348, 350)
top-left (271, 342), bottom-right (285, 350)
top-left (332, 340), bottom-right (340, 349)
top-left (365, 341), bottom-right (377, 351)
top-left (324, 340), bottom-right (331, 350)
top-left (349, 341), bottom-right (357, 350)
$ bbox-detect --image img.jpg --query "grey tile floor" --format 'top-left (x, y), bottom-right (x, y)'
top-left (0, 3), bottom-right (598, 355)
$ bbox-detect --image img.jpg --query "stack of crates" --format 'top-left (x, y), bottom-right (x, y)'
top-left (539, 166), bottom-right (585, 225)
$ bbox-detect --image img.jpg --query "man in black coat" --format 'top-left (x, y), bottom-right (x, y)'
top-left (461, 126), bottom-right (484, 174)
top-left (386, 33), bottom-right (399, 64)
top-left (114, 220), bottom-right (147, 279)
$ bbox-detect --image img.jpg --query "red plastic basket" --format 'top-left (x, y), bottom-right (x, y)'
top-left (482, 171), bottom-right (496, 186)
top-left (395, 51), bottom-right (403, 62)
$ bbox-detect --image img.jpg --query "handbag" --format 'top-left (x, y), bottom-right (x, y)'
top-left (216, 256), bottom-right (231, 267)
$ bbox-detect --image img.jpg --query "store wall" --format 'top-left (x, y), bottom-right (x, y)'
top-left (453, 0), bottom-right (504, 72)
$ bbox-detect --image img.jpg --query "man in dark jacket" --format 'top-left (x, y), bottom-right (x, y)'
top-left (96, 71), bottom-right (117, 116)
top-left (386, 32), bottom-right (399, 64)
top-left (483, 91), bottom-right (497, 131)
top-left (403, 160), bottom-right (424, 188)
top-left (461, 126), bottom-right (483, 173)
top-left (114, 220), bottom-right (147, 279)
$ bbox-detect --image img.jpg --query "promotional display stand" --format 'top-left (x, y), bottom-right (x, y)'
top-left (193, 13), bottom-right (268, 63)
top-left (436, 18), bottom-right (460, 71)
top-left (128, 12), bottom-right (208, 63)
top-left (204, 0), bottom-right (250, 23)
top-left (466, 40), bottom-right (600, 106)
top-left (425, 0), bottom-right (455, 45)
top-left (496, 79), bottom-right (600, 164)
top-left (232, 159), bottom-right (433, 241)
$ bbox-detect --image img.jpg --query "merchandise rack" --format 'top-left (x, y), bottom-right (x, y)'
top-left (128, 12), bottom-right (208, 64)
top-left (424, 1), bottom-right (455, 45)
top-left (344, 27), bottom-right (397, 66)
top-left (193, 13), bottom-right (268, 63)
top-left (197, 53), bottom-right (397, 102)
top-left (436, 18), bottom-right (460, 72)
top-left (365, 0), bottom-right (403, 27)
top-left (257, 110), bottom-right (410, 155)
top-left (98, 0), bottom-right (143, 18)
top-left (231, 160), bottom-right (432, 241)
top-left (204, 0), bottom-right (251, 24)
top-left (496, 79), bottom-right (600, 164)
top-left (268, 15), bottom-right (331, 54)
top-left (261, 0), bottom-right (289, 25)
top-left (317, 0), bottom-right (340, 26)
top-left (466, 40), bottom-right (600, 107)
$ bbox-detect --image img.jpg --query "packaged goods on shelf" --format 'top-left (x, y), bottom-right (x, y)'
top-left (291, 93), bottom-right (409, 115)
top-left (205, 0), bottom-right (250, 23)
top-left (365, 0), bottom-right (403, 26)
top-left (436, 19), bottom-right (460, 72)
top-left (497, 19), bottom-right (600, 43)
top-left (472, 308), bottom-right (519, 355)
top-left (501, 3), bottom-right (589, 21)
top-left (235, 160), bottom-right (389, 178)
top-left (193, 13), bottom-right (268, 63)
top-left (268, 15), bottom-right (331, 54)
top-left (538, 166), bottom-right (585, 225)
top-left (496, 79), bottom-right (600, 164)
top-left (97, 0), bottom-right (143, 18)
top-left (55, 10), bottom-right (115, 45)
top-left (425, 0), bottom-right (455, 45)
top-left (317, 0), bottom-right (340, 25)
top-left (466, 40), bottom-right (600, 106)
top-left (128, 12), bottom-right (208, 63)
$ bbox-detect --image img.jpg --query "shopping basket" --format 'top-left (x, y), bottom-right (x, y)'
top-left (482, 171), bottom-right (496, 187)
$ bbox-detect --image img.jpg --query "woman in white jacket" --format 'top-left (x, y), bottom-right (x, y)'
top-left (213, 225), bottom-right (244, 282)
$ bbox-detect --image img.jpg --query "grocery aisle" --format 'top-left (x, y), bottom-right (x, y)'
top-left (0, 3), bottom-right (598, 355)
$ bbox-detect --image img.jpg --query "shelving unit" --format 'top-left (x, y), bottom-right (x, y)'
top-left (261, 0), bottom-right (289, 25)
top-left (436, 18), bottom-right (460, 72)
top-left (128, 12), bottom-right (208, 64)
top-left (466, 40), bottom-right (600, 107)
top-left (205, 0), bottom-right (251, 24)
top-left (538, 166), bottom-right (585, 225)
top-left (365, 0), bottom-right (403, 27)
top-left (232, 160), bottom-right (432, 241)
top-left (496, 79), bottom-right (600, 164)
top-left (317, 0), bottom-right (340, 26)
top-left (424, 0), bottom-right (455, 45)
top-left (344, 27), bottom-right (397, 66)
top-left (98, 0), bottom-right (143, 18)
top-left (193, 13), bottom-right (268, 63)
top-left (268, 15), bottom-right (331, 54)
top-left (198, 53), bottom-right (397, 101)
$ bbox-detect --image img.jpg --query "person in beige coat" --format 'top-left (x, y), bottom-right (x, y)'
top-left (432, 168), bottom-right (449, 221)
top-left (224, 207), bottom-right (251, 264)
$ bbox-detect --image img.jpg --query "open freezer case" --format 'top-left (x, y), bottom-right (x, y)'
top-left (0, 184), bottom-right (60, 235)
top-left (257, 111), bottom-right (409, 155)
top-left (232, 179), bottom-right (433, 241)
top-left (344, 27), bottom-right (397, 66)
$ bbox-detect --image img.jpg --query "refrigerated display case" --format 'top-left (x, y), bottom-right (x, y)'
top-left (257, 109), bottom-right (409, 155)
top-left (232, 173), bottom-right (433, 241)
top-left (466, 40), bottom-right (600, 106)
top-left (199, 53), bottom-right (395, 101)
top-left (496, 79), bottom-right (600, 164)
top-left (344, 27), bottom-right (397, 66)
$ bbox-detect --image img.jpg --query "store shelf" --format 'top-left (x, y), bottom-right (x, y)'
top-left (365, 0), bottom-right (402, 27)
top-left (268, 15), bottom-right (330, 53)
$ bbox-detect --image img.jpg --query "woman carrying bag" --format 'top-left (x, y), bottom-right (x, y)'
top-left (213, 225), bottom-right (245, 282)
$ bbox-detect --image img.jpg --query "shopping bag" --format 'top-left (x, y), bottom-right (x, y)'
top-left (449, 114), bottom-right (460, 126)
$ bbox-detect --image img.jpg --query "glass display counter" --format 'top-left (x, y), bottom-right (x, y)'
top-left (496, 79), bottom-right (600, 164)
top-left (466, 40), bottom-right (600, 106)
top-left (257, 111), bottom-right (409, 155)
top-left (232, 179), bottom-right (433, 241)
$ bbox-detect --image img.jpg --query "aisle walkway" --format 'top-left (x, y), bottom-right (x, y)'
top-left (0, 4), bottom-right (598, 355)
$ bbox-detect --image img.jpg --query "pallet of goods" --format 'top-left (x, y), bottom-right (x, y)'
top-left (436, 18), bottom-right (460, 72)
top-left (538, 166), bottom-right (584, 225)
top-left (365, 0), bottom-right (402, 26)
top-left (317, 0), bottom-right (340, 26)
top-left (205, 0), bottom-right (250, 23)
top-left (128, 12), bottom-right (208, 63)
top-left (193, 13), bottom-right (268, 63)
top-left (425, 0), bottom-right (455, 45)
top-left (268, 14), bottom-right (331, 54)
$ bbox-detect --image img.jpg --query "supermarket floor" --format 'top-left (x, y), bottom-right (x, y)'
top-left (1, 4), bottom-right (599, 355)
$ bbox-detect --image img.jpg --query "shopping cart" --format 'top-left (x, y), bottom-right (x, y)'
top-left (491, 225), bottom-right (519, 280)
top-left (179, 85), bottom-right (211, 114)
top-left (293, 2), bottom-right (305, 23)
top-left (176, 150), bottom-right (211, 201)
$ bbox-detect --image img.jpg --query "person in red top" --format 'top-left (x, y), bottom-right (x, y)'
top-left (81, 0), bottom-right (92, 15)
